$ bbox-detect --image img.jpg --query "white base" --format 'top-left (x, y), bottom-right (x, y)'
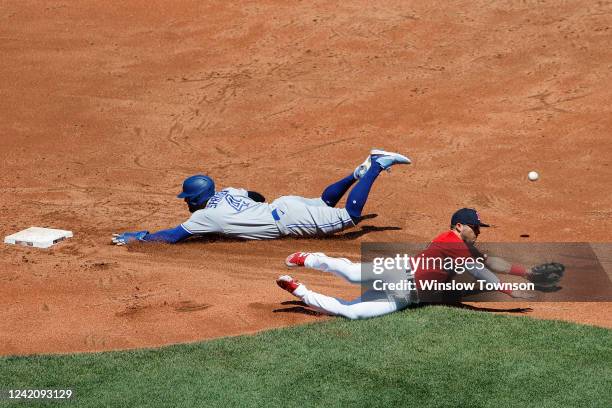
top-left (4, 227), bottom-right (73, 248)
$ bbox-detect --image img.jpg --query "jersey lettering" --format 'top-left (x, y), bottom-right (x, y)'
top-left (205, 190), bottom-right (250, 212)
top-left (206, 191), bottom-right (227, 209)
top-left (225, 194), bottom-right (250, 212)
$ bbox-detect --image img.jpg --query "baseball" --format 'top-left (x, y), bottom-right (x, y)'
top-left (528, 171), bottom-right (539, 181)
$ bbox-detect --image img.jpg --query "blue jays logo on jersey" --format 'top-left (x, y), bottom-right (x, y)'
top-left (225, 194), bottom-right (250, 211)
top-left (206, 190), bottom-right (250, 212)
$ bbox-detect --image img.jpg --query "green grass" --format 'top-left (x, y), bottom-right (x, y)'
top-left (1, 306), bottom-right (611, 407)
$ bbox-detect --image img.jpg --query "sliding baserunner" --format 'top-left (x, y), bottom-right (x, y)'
top-left (112, 149), bottom-right (410, 245)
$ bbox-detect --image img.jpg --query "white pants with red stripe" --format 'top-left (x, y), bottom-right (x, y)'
top-left (292, 254), bottom-right (413, 320)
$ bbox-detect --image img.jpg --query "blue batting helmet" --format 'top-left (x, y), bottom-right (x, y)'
top-left (177, 174), bottom-right (215, 207)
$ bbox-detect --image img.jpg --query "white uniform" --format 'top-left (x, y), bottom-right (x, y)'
top-left (181, 188), bottom-right (354, 239)
top-left (292, 254), bottom-right (418, 320)
top-left (293, 254), bottom-right (507, 318)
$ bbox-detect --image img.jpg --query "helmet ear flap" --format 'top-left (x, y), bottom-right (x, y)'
top-left (186, 191), bottom-right (210, 213)
top-left (190, 190), bottom-right (210, 207)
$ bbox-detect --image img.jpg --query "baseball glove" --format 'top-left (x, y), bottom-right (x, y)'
top-left (528, 262), bottom-right (565, 292)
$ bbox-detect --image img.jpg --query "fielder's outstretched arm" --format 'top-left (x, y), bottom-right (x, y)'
top-left (485, 256), bottom-right (532, 278)
top-left (464, 262), bottom-right (533, 299)
top-left (484, 256), bottom-right (565, 292)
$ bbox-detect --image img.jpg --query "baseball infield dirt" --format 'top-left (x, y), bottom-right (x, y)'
top-left (1, 1), bottom-right (610, 355)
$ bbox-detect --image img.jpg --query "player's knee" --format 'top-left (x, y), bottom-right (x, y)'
top-left (340, 311), bottom-right (360, 320)
top-left (343, 273), bottom-right (362, 284)
top-left (321, 197), bottom-right (335, 207)
top-left (339, 308), bottom-right (367, 320)
top-left (346, 210), bottom-right (361, 225)
top-left (346, 204), bottom-right (361, 220)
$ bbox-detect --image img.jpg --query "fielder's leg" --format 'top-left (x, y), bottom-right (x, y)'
top-left (304, 253), bottom-right (373, 284)
top-left (287, 252), bottom-right (377, 284)
top-left (279, 254), bottom-right (412, 319)
top-left (293, 284), bottom-right (405, 320)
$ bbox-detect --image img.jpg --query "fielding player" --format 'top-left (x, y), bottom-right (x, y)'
top-left (276, 208), bottom-right (564, 319)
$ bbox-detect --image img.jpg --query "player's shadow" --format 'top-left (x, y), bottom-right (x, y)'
top-left (273, 300), bottom-right (326, 316)
top-left (182, 234), bottom-right (245, 244)
top-left (273, 300), bottom-right (532, 317)
top-left (428, 302), bottom-right (533, 314)
top-left (293, 213), bottom-right (402, 240)
top-left (332, 226), bottom-right (402, 240)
